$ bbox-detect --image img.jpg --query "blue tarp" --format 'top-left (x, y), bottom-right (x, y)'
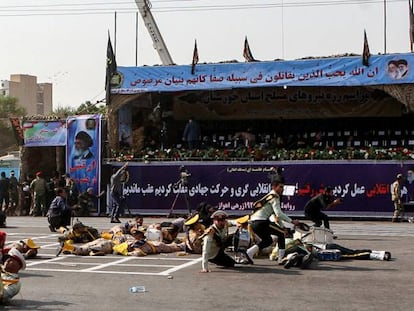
top-left (113, 53), bottom-right (413, 94)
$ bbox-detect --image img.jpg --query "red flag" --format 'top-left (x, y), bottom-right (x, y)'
top-left (362, 30), bottom-right (370, 67)
top-left (243, 36), bottom-right (256, 62)
top-left (191, 40), bottom-right (199, 75)
top-left (409, 0), bottom-right (414, 52)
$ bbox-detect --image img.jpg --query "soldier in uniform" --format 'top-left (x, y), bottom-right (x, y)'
top-left (57, 221), bottom-right (100, 244)
top-left (30, 171), bottom-right (49, 216)
top-left (1, 248), bottom-right (26, 305)
top-left (183, 214), bottom-right (205, 254)
top-left (391, 174), bottom-right (404, 222)
top-left (126, 228), bottom-right (185, 256)
top-left (247, 178), bottom-right (300, 264)
top-left (200, 210), bottom-right (235, 272)
top-left (12, 239), bottom-right (40, 259)
top-left (57, 237), bottom-right (115, 256)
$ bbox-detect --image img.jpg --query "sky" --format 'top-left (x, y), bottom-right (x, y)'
top-left (0, 0), bottom-right (411, 110)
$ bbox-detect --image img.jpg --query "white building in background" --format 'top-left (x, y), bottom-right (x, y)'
top-left (0, 74), bottom-right (52, 116)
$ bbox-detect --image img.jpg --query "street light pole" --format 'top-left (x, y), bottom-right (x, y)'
top-left (384, 0), bottom-right (387, 54)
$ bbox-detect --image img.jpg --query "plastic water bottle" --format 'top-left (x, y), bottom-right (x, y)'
top-left (129, 286), bottom-right (146, 293)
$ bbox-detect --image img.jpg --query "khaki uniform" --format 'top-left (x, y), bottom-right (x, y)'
top-left (73, 238), bottom-right (114, 256)
top-left (201, 224), bottom-right (235, 271)
top-left (391, 180), bottom-right (404, 221)
top-left (128, 241), bottom-right (185, 256)
top-left (185, 222), bottom-right (205, 254)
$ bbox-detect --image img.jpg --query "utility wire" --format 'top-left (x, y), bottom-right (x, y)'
top-left (0, 0), bottom-right (406, 17)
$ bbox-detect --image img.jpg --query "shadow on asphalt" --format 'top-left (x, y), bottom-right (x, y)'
top-left (3, 299), bottom-right (72, 310)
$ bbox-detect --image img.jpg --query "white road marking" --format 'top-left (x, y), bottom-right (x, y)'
top-left (81, 256), bottom-right (132, 272)
top-left (158, 257), bottom-right (202, 275)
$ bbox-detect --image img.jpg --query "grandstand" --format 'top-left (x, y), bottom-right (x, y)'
top-left (101, 53), bottom-right (414, 217)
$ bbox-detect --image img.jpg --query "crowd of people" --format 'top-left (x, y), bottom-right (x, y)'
top-left (0, 172), bottom-right (394, 305)
top-left (0, 159), bottom-right (400, 305)
top-left (0, 169), bottom-right (105, 229)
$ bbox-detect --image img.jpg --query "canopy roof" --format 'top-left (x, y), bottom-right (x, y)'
top-left (112, 53), bottom-right (413, 94)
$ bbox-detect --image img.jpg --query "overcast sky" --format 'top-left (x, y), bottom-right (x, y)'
top-left (0, 0), bottom-right (411, 110)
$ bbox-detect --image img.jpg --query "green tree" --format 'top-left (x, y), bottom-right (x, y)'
top-left (53, 105), bottom-right (77, 118)
top-left (0, 95), bottom-right (26, 154)
top-left (76, 101), bottom-right (107, 115)
top-left (0, 95), bottom-right (26, 117)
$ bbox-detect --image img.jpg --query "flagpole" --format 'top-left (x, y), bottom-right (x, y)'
top-left (114, 11), bottom-right (117, 55)
top-left (281, 0), bottom-right (285, 59)
top-left (384, 0), bottom-right (387, 54)
top-left (135, 12), bottom-right (138, 66)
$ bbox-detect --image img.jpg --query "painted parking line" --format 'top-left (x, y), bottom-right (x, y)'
top-left (158, 257), bottom-right (202, 276)
top-left (23, 239), bottom-right (203, 276)
top-left (26, 256), bottom-right (202, 276)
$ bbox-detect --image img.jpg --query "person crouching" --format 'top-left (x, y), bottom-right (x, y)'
top-left (200, 211), bottom-right (235, 273)
top-left (46, 188), bottom-right (72, 232)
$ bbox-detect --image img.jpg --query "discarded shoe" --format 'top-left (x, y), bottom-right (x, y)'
top-left (89, 250), bottom-right (105, 256)
top-left (284, 253), bottom-right (300, 269)
top-left (244, 252), bottom-right (254, 265)
top-left (110, 218), bottom-right (121, 223)
top-left (384, 252), bottom-right (392, 261)
top-left (300, 253), bottom-right (314, 269)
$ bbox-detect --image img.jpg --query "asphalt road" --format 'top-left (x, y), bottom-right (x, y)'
top-left (2, 216), bottom-right (414, 311)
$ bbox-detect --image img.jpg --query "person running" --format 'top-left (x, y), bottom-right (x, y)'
top-left (304, 186), bottom-right (342, 230)
top-left (247, 177), bottom-right (300, 264)
top-left (109, 162), bottom-right (129, 223)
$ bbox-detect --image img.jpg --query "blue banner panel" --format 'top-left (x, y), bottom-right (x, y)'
top-left (66, 115), bottom-right (101, 199)
top-left (23, 120), bottom-right (67, 147)
top-left (107, 161), bottom-right (414, 217)
top-left (113, 53), bottom-right (414, 94)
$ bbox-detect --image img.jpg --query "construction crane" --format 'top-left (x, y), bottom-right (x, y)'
top-left (135, 0), bottom-right (174, 65)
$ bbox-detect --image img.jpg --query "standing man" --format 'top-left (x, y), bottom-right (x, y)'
top-left (200, 210), bottom-right (235, 272)
top-left (391, 174), bottom-right (404, 222)
top-left (0, 172), bottom-right (10, 215)
top-left (247, 177), bottom-right (300, 265)
top-left (182, 117), bottom-right (200, 150)
top-left (110, 162), bottom-right (128, 223)
top-left (304, 186), bottom-right (342, 231)
top-left (8, 171), bottom-right (19, 216)
top-left (30, 172), bottom-right (49, 216)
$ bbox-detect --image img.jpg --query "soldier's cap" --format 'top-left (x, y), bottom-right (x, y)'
top-left (184, 214), bottom-right (199, 226)
top-left (397, 173), bottom-right (403, 179)
top-left (4, 248), bottom-right (26, 270)
top-left (22, 238), bottom-right (40, 249)
top-left (210, 210), bottom-right (228, 220)
top-left (235, 215), bottom-right (250, 224)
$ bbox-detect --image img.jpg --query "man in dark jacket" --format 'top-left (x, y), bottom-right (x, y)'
top-left (182, 117), bottom-right (200, 150)
top-left (304, 186), bottom-right (342, 230)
